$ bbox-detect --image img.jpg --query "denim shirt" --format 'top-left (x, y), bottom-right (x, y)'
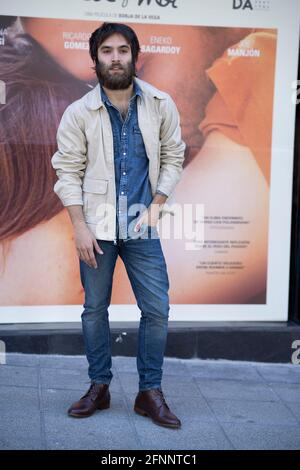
top-left (100, 81), bottom-right (155, 240)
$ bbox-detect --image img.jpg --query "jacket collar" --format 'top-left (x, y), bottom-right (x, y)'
top-left (85, 77), bottom-right (166, 111)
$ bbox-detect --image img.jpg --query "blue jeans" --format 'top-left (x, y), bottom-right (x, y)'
top-left (79, 227), bottom-right (170, 391)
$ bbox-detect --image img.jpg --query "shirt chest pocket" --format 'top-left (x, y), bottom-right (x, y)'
top-left (82, 177), bottom-right (108, 222)
top-left (133, 125), bottom-right (147, 159)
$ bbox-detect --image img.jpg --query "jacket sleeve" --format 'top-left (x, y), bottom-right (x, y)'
top-left (156, 94), bottom-right (186, 197)
top-left (51, 103), bottom-right (87, 207)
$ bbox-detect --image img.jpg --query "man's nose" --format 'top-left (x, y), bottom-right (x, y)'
top-left (111, 50), bottom-right (121, 62)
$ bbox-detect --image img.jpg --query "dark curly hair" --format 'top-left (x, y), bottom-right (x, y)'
top-left (89, 22), bottom-right (140, 74)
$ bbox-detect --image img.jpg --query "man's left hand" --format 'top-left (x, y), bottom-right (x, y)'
top-left (134, 203), bottom-right (160, 232)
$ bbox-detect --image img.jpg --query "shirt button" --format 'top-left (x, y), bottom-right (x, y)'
top-left (123, 152), bottom-right (126, 155)
top-left (123, 172), bottom-right (126, 175)
top-left (123, 132), bottom-right (126, 136)
top-left (121, 191), bottom-right (124, 195)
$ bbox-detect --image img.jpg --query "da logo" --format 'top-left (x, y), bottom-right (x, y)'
top-left (233, 0), bottom-right (253, 9)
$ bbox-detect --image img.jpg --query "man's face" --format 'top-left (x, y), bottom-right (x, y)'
top-left (96, 33), bottom-right (135, 90)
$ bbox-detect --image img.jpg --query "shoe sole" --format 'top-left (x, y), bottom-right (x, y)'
top-left (68, 400), bottom-right (110, 418)
top-left (134, 406), bottom-right (181, 429)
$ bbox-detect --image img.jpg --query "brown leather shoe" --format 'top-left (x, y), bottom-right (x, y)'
top-left (68, 383), bottom-right (110, 418)
top-left (134, 388), bottom-right (181, 429)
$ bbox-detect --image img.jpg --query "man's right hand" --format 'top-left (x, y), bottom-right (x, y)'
top-left (74, 222), bottom-right (103, 269)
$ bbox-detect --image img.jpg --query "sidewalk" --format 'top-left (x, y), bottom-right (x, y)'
top-left (0, 354), bottom-right (300, 450)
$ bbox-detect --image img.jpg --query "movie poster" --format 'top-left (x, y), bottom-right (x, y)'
top-left (0, 0), bottom-right (299, 321)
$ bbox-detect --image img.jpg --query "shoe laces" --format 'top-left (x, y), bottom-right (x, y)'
top-left (81, 383), bottom-right (103, 400)
top-left (153, 389), bottom-right (170, 410)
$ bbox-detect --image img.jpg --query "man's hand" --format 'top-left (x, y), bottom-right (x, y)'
top-left (74, 221), bottom-right (103, 269)
top-left (66, 205), bottom-right (103, 268)
top-left (134, 193), bottom-right (167, 232)
top-left (134, 203), bottom-right (160, 232)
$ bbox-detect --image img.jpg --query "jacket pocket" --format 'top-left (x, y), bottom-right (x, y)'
top-left (82, 177), bottom-right (108, 222)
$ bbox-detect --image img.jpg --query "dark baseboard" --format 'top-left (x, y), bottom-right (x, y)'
top-left (1, 321), bottom-right (300, 363)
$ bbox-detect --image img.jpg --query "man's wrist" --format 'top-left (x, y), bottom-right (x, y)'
top-left (152, 192), bottom-right (168, 207)
top-left (73, 219), bottom-right (87, 231)
top-left (155, 190), bottom-right (168, 198)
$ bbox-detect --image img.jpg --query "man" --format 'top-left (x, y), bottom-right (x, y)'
top-left (51, 22), bottom-right (185, 429)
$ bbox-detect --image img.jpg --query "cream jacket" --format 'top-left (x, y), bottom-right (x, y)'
top-left (51, 78), bottom-right (186, 240)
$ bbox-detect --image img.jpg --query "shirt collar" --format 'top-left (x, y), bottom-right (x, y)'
top-left (100, 78), bottom-right (142, 106)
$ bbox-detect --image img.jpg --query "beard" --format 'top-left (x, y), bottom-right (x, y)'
top-left (95, 60), bottom-right (135, 90)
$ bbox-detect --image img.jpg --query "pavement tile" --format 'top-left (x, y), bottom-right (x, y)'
top-left (194, 378), bottom-right (280, 402)
top-left (208, 399), bottom-right (299, 425)
top-left (44, 412), bottom-right (140, 450)
top-left (222, 422), bottom-right (300, 450)
top-left (256, 364), bottom-right (300, 384)
top-left (0, 364), bottom-right (38, 388)
top-left (5, 353), bottom-right (40, 367)
top-left (284, 402), bottom-right (300, 424)
top-left (0, 385), bottom-right (40, 412)
top-left (39, 355), bottom-right (89, 369)
top-left (0, 410), bottom-right (43, 450)
top-left (131, 416), bottom-right (233, 450)
top-left (268, 382), bottom-right (300, 403)
top-left (185, 360), bottom-right (263, 382)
